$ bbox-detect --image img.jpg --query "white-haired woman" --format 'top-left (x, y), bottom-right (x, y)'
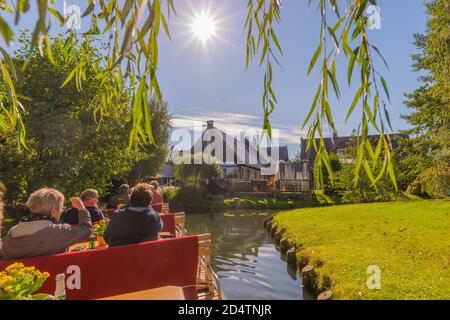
top-left (0, 188), bottom-right (92, 260)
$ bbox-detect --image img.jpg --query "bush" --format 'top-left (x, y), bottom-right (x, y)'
top-left (335, 163), bottom-right (398, 204)
top-left (161, 187), bottom-right (178, 203)
top-left (418, 163), bottom-right (450, 198)
top-left (222, 197), bottom-right (297, 210)
top-left (171, 186), bottom-right (205, 211)
top-left (209, 194), bottom-right (225, 202)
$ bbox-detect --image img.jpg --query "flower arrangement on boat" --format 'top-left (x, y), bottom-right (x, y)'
top-left (0, 263), bottom-right (53, 300)
top-left (93, 218), bottom-right (110, 247)
top-left (93, 218), bottom-right (109, 236)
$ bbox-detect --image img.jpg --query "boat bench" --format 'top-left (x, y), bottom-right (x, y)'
top-left (0, 236), bottom-right (199, 300)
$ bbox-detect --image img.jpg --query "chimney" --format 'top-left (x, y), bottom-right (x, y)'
top-left (207, 120), bottom-right (214, 129)
top-left (333, 130), bottom-right (338, 139)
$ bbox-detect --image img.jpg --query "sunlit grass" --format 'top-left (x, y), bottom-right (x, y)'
top-left (274, 200), bottom-right (450, 299)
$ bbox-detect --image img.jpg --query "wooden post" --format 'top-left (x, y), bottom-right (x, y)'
top-left (301, 265), bottom-right (315, 291)
top-left (274, 228), bottom-right (286, 244)
top-left (317, 290), bottom-right (333, 300)
top-left (280, 237), bottom-right (289, 254)
top-left (263, 214), bottom-right (274, 227)
top-left (270, 224), bottom-right (278, 237)
top-left (286, 247), bottom-right (297, 267)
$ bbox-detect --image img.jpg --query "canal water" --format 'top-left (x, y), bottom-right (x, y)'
top-left (186, 210), bottom-right (313, 300)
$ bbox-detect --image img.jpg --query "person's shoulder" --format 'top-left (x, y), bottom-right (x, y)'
top-left (60, 208), bottom-right (78, 224)
top-left (110, 208), bottom-right (126, 218)
top-left (65, 207), bottom-right (78, 215)
top-left (49, 222), bottom-right (72, 231)
top-left (87, 207), bottom-right (103, 215)
top-left (146, 207), bottom-right (161, 219)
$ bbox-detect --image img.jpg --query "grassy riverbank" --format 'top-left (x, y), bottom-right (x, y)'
top-left (273, 200), bottom-right (450, 300)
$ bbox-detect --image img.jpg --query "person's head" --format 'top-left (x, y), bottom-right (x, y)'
top-left (26, 188), bottom-right (65, 221)
top-left (80, 189), bottom-right (99, 201)
top-left (118, 184), bottom-right (130, 195)
top-left (129, 183), bottom-right (153, 208)
top-left (149, 180), bottom-right (159, 191)
top-left (142, 177), bottom-right (152, 184)
top-left (80, 189), bottom-right (99, 205)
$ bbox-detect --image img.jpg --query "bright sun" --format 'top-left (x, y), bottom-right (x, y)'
top-left (191, 10), bottom-right (217, 44)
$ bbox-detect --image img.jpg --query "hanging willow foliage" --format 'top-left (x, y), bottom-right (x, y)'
top-left (0, 0), bottom-right (175, 150)
top-left (0, 0), bottom-right (396, 188)
top-left (245, 0), bottom-right (396, 189)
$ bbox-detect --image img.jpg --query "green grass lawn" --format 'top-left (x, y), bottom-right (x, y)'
top-left (274, 200), bottom-right (450, 300)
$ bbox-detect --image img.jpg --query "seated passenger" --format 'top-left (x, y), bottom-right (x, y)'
top-left (107, 184), bottom-right (130, 209)
top-left (61, 189), bottom-right (104, 225)
top-left (104, 183), bottom-right (164, 247)
top-left (0, 188), bottom-right (92, 260)
top-left (149, 180), bottom-right (163, 205)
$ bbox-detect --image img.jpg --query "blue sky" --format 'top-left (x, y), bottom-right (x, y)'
top-left (2, 0), bottom-right (428, 158)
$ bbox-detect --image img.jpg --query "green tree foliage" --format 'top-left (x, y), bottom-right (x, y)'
top-left (170, 185), bottom-right (204, 212)
top-left (401, 0), bottom-right (450, 198)
top-left (129, 97), bottom-right (172, 185)
top-left (335, 135), bottom-right (398, 203)
top-left (314, 151), bottom-right (343, 193)
top-left (245, 0), bottom-right (396, 190)
top-left (0, 34), bottom-right (148, 203)
top-left (0, 0), bottom-right (393, 189)
top-left (173, 154), bottom-right (222, 187)
top-left (1, 0), bottom-right (175, 149)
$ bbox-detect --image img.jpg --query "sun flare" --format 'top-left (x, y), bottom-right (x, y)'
top-left (191, 10), bottom-right (217, 44)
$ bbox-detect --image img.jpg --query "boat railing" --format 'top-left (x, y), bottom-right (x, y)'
top-left (196, 233), bottom-right (223, 300)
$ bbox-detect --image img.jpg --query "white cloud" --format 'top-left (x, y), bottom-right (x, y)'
top-left (171, 110), bottom-right (305, 145)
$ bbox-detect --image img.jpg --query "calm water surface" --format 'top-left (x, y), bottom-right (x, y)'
top-left (185, 210), bottom-right (313, 300)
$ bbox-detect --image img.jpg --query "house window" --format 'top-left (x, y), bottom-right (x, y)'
top-left (225, 167), bottom-right (239, 179)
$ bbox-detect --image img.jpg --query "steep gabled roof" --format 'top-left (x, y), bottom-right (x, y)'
top-left (263, 146), bottom-right (290, 162)
top-left (190, 122), bottom-right (274, 169)
top-left (300, 134), bottom-right (408, 162)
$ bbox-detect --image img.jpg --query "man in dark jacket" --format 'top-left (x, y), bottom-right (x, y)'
top-left (104, 183), bottom-right (164, 247)
top-left (61, 189), bottom-right (104, 225)
top-left (107, 184), bottom-right (130, 209)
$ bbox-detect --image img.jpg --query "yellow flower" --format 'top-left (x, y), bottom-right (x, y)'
top-left (6, 262), bottom-right (24, 272)
top-left (1, 263), bottom-right (51, 299)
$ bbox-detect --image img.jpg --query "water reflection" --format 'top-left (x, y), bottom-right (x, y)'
top-left (186, 210), bottom-right (312, 300)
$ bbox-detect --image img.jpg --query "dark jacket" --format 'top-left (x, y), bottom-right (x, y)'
top-left (0, 210), bottom-right (92, 260)
top-left (104, 207), bottom-right (164, 247)
top-left (61, 207), bottom-right (104, 225)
